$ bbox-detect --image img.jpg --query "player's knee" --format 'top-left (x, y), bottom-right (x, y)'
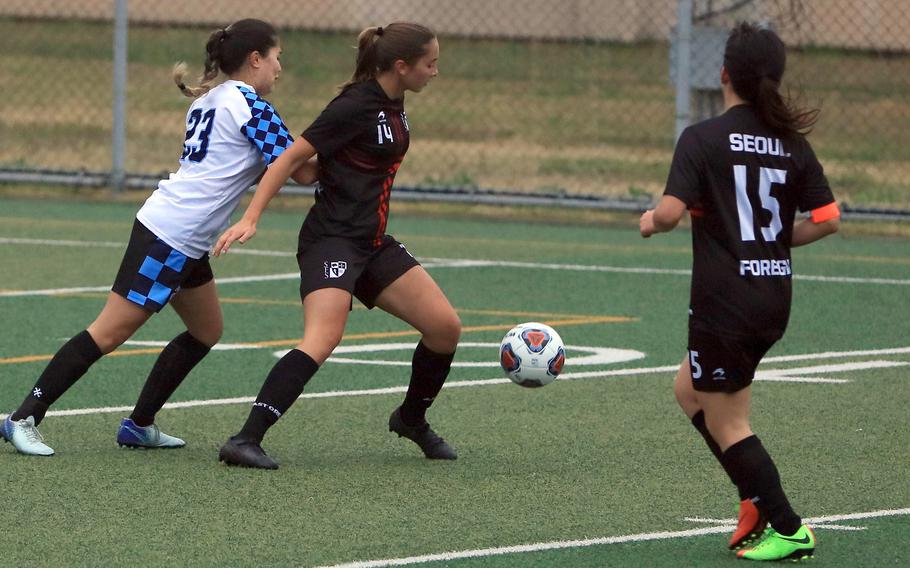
top-left (298, 330), bottom-right (344, 364)
top-left (89, 327), bottom-right (130, 354)
top-left (192, 324), bottom-right (222, 348)
top-left (673, 373), bottom-right (696, 411)
top-left (190, 325), bottom-right (224, 348)
top-left (432, 312), bottom-right (461, 352)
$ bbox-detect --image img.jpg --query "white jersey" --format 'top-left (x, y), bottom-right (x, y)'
top-left (137, 79), bottom-right (293, 258)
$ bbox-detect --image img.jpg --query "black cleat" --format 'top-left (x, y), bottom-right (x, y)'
top-left (388, 407), bottom-right (457, 460)
top-left (218, 436), bottom-right (279, 470)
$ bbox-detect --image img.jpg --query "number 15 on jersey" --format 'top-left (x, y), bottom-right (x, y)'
top-left (734, 165), bottom-right (786, 242)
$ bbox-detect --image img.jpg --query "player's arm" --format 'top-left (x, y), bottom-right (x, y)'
top-left (290, 157), bottom-right (319, 186)
top-left (640, 195), bottom-right (688, 238)
top-left (214, 137), bottom-right (317, 256)
top-left (792, 202), bottom-right (840, 247)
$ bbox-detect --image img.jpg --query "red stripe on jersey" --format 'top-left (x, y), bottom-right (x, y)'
top-left (810, 202), bottom-right (840, 223)
top-left (373, 161), bottom-right (401, 247)
top-left (690, 208), bottom-right (705, 217)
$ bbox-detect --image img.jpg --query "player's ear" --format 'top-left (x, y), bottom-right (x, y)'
top-left (394, 59), bottom-right (410, 76)
top-left (248, 50), bottom-right (263, 69)
top-left (720, 65), bottom-right (730, 85)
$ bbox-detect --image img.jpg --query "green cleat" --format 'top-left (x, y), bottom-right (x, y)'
top-left (737, 525), bottom-right (815, 561)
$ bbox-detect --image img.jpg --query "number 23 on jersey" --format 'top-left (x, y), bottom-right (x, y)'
top-left (182, 108), bottom-right (216, 163)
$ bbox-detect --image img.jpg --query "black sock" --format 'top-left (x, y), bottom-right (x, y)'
top-left (129, 331), bottom-right (211, 427)
top-left (12, 330), bottom-right (103, 425)
top-left (722, 435), bottom-right (802, 536)
top-left (400, 341), bottom-right (455, 426)
top-left (691, 410), bottom-right (748, 500)
top-left (236, 349), bottom-right (319, 443)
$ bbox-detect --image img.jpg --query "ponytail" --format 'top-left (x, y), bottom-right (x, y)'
top-left (753, 76), bottom-right (819, 138)
top-left (341, 23), bottom-right (435, 90)
top-left (172, 20), bottom-right (278, 98)
top-left (345, 26), bottom-right (383, 89)
top-left (724, 22), bottom-right (819, 138)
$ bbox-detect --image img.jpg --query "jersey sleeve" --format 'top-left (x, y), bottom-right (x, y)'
top-left (302, 92), bottom-right (367, 157)
top-left (663, 127), bottom-right (704, 207)
top-left (235, 86), bottom-right (294, 166)
top-left (795, 140), bottom-right (836, 217)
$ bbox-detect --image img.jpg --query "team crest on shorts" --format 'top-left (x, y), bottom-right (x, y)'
top-left (324, 261), bottom-right (347, 279)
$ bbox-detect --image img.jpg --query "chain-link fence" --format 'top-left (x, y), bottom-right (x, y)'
top-left (1, 0), bottom-right (907, 209)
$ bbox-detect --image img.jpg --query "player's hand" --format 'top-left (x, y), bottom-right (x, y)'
top-left (213, 218), bottom-right (256, 257)
top-left (639, 210), bottom-right (656, 238)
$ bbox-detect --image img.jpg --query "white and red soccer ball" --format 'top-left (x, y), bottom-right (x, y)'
top-left (499, 322), bottom-right (566, 388)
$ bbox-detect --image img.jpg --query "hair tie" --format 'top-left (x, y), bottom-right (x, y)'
top-left (376, 26), bottom-right (384, 36)
top-left (177, 82), bottom-right (187, 91)
top-left (219, 28), bottom-right (229, 42)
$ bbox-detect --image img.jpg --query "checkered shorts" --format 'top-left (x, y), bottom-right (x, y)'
top-left (111, 220), bottom-right (213, 312)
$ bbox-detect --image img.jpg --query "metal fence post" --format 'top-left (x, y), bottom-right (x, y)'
top-left (674, 0), bottom-right (693, 142)
top-left (111, 0), bottom-right (128, 192)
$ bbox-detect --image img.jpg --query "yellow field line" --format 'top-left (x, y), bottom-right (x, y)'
top-left (3, 293), bottom-right (608, 322)
top-left (0, 315), bottom-right (634, 365)
top-left (3, 348), bottom-right (166, 365)
top-left (221, 299), bottom-right (606, 320)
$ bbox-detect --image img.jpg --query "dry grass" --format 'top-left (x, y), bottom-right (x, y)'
top-left (1, 19), bottom-right (908, 207)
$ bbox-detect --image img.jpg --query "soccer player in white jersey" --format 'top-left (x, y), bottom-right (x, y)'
top-left (640, 23), bottom-right (839, 562)
top-left (1, 19), bottom-right (313, 456)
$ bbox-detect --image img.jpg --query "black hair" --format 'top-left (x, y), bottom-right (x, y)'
top-left (341, 22), bottom-right (436, 90)
top-left (173, 18), bottom-right (279, 98)
top-left (724, 22), bottom-right (819, 137)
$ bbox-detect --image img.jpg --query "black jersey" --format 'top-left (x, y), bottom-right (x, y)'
top-left (664, 105), bottom-right (835, 340)
top-left (300, 79), bottom-right (410, 247)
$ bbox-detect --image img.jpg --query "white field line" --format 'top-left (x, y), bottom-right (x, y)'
top-left (808, 524), bottom-right (867, 531)
top-left (683, 516), bottom-right (867, 531)
top-left (0, 237), bottom-right (294, 257)
top-left (121, 340), bottom-right (260, 351)
top-left (0, 237), bottom-right (123, 248)
top-left (2, 352), bottom-right (906, 421)
top-left (763, 346), bottom-right (910, 362)
top-left (315, 508), bottom-right (910, 568)
top-left (2, 237), bottom-right (908, 295)
top-left (421, 257), bottom-right (910, 286)
top-left (0, 273), bottom-right (300, 297)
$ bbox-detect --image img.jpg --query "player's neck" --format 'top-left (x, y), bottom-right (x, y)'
top-left (376, 74), bottom-right (404, 100)
top-left (722, 86), bottom-right (748, 112)
top-left (229, 69), bottom-right (258, 91)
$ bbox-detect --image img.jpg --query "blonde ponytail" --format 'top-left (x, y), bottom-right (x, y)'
top-left (172, 62), bottom-right (211, 98)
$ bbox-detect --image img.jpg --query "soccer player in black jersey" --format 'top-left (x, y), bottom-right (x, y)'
top-left (214, 23), bottom-right (460, 470)
top-left (640, 23), bottom-right (840, 561)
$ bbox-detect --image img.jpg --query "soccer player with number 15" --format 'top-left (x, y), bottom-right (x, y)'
top-left (640, 23), bottom-right (840, 562)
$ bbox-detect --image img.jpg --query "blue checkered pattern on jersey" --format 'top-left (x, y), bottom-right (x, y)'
top-left (126, 240), bottom-right (188, 310)
top-left (237, 86), bottom-right (294, 165)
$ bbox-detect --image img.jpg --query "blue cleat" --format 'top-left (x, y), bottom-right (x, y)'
top-left (116, 418), bottom-right (186, 449)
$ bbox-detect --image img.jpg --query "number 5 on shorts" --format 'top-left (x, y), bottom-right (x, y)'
top-left (689, 350), bottom-right (703, 380)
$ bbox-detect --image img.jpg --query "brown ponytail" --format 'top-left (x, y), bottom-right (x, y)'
top-left (173, 19), bottom-right (278, 98)
top-left (724, 22), bottom-right (819, 138)
top-left (341, 22), bottom-right (435, 90)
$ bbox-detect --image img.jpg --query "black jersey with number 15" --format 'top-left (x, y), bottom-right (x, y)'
top-left (300, 79), bottom-right (410, 248)
top-left (664, 105), bottom-right (836, 341)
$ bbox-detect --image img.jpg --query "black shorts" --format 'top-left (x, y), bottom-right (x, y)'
top-left (296, 234), bottom-right (420, 309)
top-left (687, 327), bottom-right (778, 393)
top-left (111, 219), bottom-right (214, 313)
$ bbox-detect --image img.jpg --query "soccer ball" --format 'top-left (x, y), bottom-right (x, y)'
top-left (499, 322), bottom-right (566, 388)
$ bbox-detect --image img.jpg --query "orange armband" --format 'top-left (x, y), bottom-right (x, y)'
top-left (810, 202), bottom-right (840, 223)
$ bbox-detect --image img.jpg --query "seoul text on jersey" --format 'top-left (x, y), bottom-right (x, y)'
top-left (729, 133), bottom-right (790, 157)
